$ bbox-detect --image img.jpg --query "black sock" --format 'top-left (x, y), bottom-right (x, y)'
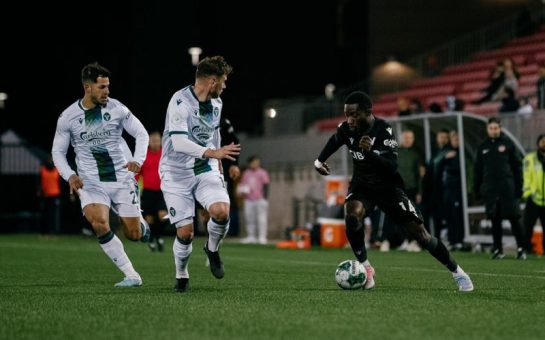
top-left (345, 215), bottom-right (367, 262)
top-left (421, 237), bottom-right (458, 272)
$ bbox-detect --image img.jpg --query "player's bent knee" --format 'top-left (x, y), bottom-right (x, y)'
top-left (90, 218), bottom-right (109, 234)
top-left (208, 202), bottom-right (230, 221)
top-left (176, 223), bottom-right (194, 240)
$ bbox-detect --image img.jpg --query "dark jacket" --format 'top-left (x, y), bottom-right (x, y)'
top-left (474, 133), bottom-right (522, 218)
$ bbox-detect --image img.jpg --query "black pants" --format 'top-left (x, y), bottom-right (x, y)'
top-left (490, 199), bottom-right (525, 252)
top-left (41, 197), bottom-right (60, 234)
top-left (523, 199), bottom-right (545, 252)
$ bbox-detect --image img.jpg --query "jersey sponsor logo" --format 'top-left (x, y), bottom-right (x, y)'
top-left (103, 112), bottom-right (111, 121)
top-left (349, 137), bottom-right (354, 145)
top-left (78, 118), bottom-right (83, 124)
top-left (170, 207), bottom-right (176, 216)
top-left (80, 130), bottom-right (113, 146)
top-left (386, 127), bottom-right (392, 135)
top-left (349, 150), bottom-right (365, 160)
top-left (176, 98), bottom-right (183, 106)
top-left (192, 125), bottom-right (215, 143)
top-left (383, 139), bottom-right (398, 148)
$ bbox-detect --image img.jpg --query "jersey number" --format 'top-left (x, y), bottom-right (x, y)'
top-left (130, 189), bottom-right (139, 205)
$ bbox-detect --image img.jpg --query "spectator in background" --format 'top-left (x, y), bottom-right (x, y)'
top-left (239, 155), bottom-right (270, 245)
top-left (473, 59), bottom-right (519, 104)
top-left (537, 63), bottom-right (545, 110)
top-left (409, 98), bottom-right (424, 114)
top-left (438, 130), bottom-right (464, 250)
top-left (422, 129), bottom-right (451, 238)
top-left (474, 117), bottom-right (526, 259)
top-left (499, 87), bottom-right (520, 113)
top-left (517, 96), bottom-right (533, 114)
top-left (397, 97), bottom-right (412, 116)
top-left (138, 131), bottom-right (168, 252)
top-left (38, 156), bottom-right (62, 236)
top-left (429, 102), bottom-right (443, 113)
top-left (522, 134), bottom-right (545, 255)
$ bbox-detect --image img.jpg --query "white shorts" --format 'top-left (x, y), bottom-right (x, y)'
top-left (78, 179), bottom-right (141, 218)
top-left (161, 171), bottom-right (230, 226)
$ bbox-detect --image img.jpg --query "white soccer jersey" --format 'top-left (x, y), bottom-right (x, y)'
top-left (52, 98), bottom-right (149, 183)
top-left (160, 85), bottom-right (222, 178)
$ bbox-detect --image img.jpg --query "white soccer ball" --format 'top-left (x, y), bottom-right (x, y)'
top-left (335, 260), bottom-right (367, 290)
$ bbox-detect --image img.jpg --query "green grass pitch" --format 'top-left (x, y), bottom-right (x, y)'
top-left (1, 234), bottom-right (544, 340)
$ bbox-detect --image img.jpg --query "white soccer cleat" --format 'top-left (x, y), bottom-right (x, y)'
top-left (363, 264), bottom-right (375, 290)
top-left (114, 276), bottom-right (142, 288)
top-left (452, 268), bottom-right (474, 292)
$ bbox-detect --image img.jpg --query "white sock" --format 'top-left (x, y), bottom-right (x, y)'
top-left (207, 218), bottom-right (229, 252)
top-left (99, 233), bottom-right (139, 279)
top-left (173, 238), bottom-right (192, 279)
top-left (362, 260), bottom-right (371, 267)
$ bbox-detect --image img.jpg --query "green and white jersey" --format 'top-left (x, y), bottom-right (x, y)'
top-left (160, 86), bottom-right (222, 178)
top-left (52, 98), bottom-right (149, 183)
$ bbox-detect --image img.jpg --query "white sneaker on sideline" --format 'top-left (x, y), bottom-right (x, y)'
top-left (379, 240), bottom-right (390, 252)
top-left (407, 240), bottom-right (422, 252)
top-left (240, 237), bottom-right (257, 244)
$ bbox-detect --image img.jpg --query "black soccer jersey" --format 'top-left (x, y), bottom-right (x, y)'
top-left (317, 118), bottom-right (404, 188)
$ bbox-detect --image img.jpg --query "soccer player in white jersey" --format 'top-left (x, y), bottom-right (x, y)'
top-left (160, 56), bottom-right (240, 293)
top-left (52, 62), bottom-right (151, 288)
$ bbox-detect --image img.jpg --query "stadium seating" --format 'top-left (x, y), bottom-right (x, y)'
top-left (314, 25), bottom-right (545, 131)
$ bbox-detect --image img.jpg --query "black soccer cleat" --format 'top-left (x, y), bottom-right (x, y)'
top-left (203, 242), bottom-right (224, 279)
top-left (516, 248), bottom-right (527, 260)
top-left (174, 278), bottom-right (189, 293)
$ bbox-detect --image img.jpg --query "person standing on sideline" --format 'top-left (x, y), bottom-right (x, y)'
top-left (239, 155), bottom-right (270, 245)
top-left (313, 91), bottom-right (473, 292)
top-left (52, 62), bottom-right (150, 287)
top-left (138, 131), bottom-right (168, 252)
top-left (522, 134), bottom-right (545, 254)
top-left (474, 117), bottom-right (526, 259)
top-left (38, 156), bottom-right (62, 236)
top-left (159, 56), bottom-right (240, 293)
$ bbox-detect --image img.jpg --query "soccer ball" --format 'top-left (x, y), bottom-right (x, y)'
top-left (335, 260), bottom-right (367, 290)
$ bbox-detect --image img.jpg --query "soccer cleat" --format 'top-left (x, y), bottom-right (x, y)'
top-left (114, 276), bottom-right (142, 288)
top-left (452, 270), bottom-right (474, 292)
top-left (363, 264), bottom-right (375, 290)
top-left (174, 278), bottom-right (189, 293)
top-left (516, 248), bottom-right (527, 260)
top-left (139, 216), bottom-right (151, 243)
top-left (203, 242), bottom-right (224, 279)
top-left (491, 249), bottom-right (505, 260)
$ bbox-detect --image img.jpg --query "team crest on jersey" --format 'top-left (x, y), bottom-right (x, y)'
top-left (103, 112), bottom-right (111, 121)
top-left (498, 145), bottom-right (506, 152)
top-left (213, 107), bottom-right (219, 117)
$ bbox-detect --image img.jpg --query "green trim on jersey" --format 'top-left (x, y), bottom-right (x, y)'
top-left (84, 106), bottom-right (102, 125)
top-left (193, 158), bottom-right (211, 175)
top-left (91, 145), bottom-right (117, 182)
top-left (169, 131), bottom-right (188, 136)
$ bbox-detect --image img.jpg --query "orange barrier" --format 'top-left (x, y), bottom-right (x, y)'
top-left (531, 226), bottom-right (543, 256)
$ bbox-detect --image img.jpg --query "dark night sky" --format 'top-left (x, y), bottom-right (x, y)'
top-left (0, 1), bottom-right (368, 150)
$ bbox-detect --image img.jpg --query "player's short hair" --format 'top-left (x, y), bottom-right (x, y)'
top-left (81, 62), bottom-right (111, 83)
top-left (438, 128), bottom-right (450, 135)
top-left (345, 91), bottom-right (372, 113)
top-left (196, 56), bottom-right (233, 79)
top-left (488, 117), bottom-right (501, 126)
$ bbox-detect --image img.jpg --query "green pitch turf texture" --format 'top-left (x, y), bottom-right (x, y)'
top-left (1, 234), bottom-right (544, 340)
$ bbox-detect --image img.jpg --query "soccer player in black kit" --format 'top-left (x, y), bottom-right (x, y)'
top-left (313, 91), bottom-right (474, 292)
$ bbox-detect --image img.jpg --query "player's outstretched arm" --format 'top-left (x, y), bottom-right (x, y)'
top-left (314, 133), bottom-right (343, 176)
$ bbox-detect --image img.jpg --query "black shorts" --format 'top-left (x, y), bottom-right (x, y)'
top-left (345, 183), bottom-right (423, 225)
top-left (141, 189), bottom-right (167, 216)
